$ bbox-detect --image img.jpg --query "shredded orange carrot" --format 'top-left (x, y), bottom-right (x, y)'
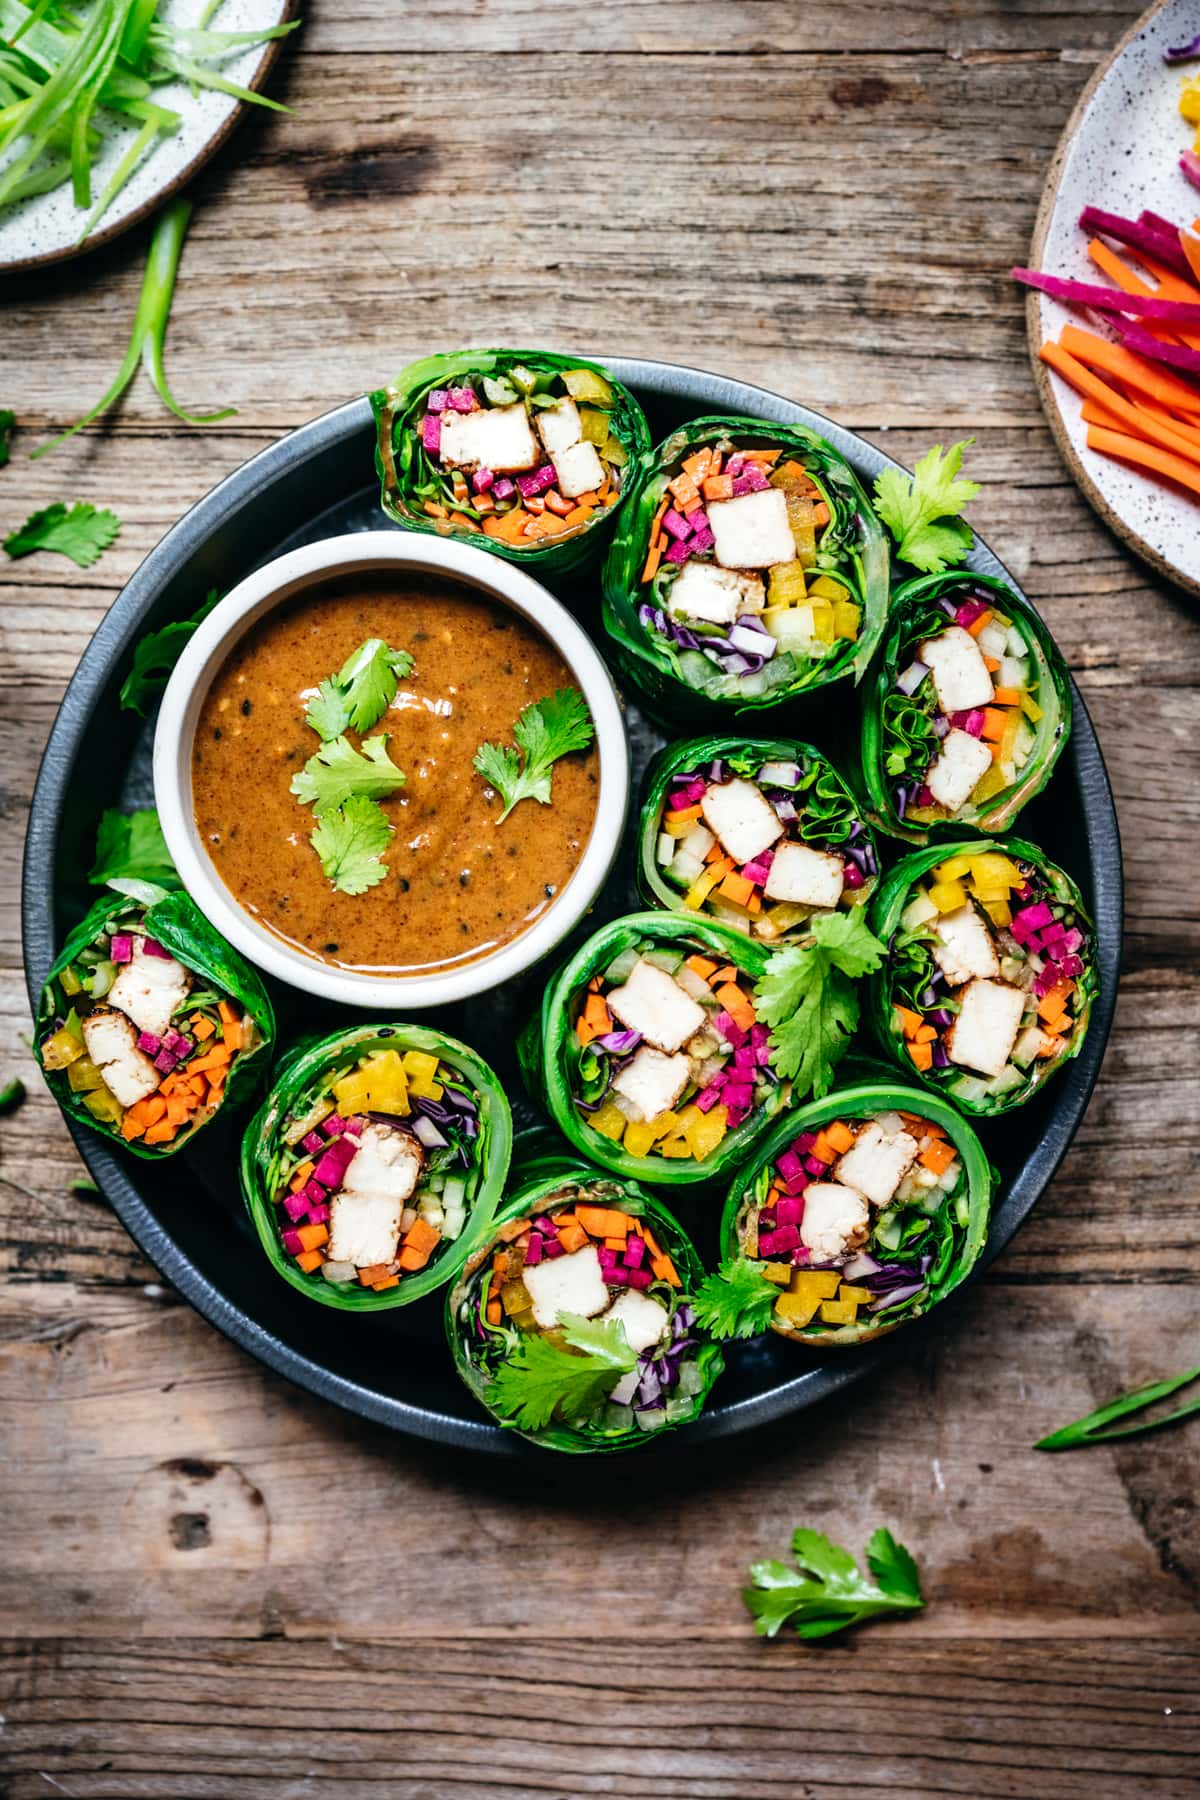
top-left (1059, 324), bottom-right (1200, 416)
top-left (1043, 341), bottom-right (1200, 469)
top-left (1085, 422), bottom-right (1200, 499)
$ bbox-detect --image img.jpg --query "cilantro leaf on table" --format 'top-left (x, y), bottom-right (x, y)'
top-left (310, 795), bottom-right (393, 896)
top-left (474, 688), bottom-right (595, 823)
top-left (873, 440), bottom-right (980, 574)
top-left (744, 1526), bottom-right (924, 1641)
top-left (305, 638), bottom-right (416, 741)
top-left (755, 910), bottom-right (887, 1099)
top-left (89, 807), bottom-right (178, 890)
top-left (692, 1257), bottom-right (778, 1341)
top-left (4, 501), bottom-right (121, 568)
top-left (290, 734), bottom-right (406, 815)
top-left (486, 1313), bottom-right (635, 1432)
top-left (0, 410), bottom-right (14, 467)
top-left (119, 588), bottom-right (222, 714)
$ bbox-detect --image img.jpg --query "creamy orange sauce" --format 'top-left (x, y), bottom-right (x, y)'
top-left (192, 576), bottom-right (598, 973)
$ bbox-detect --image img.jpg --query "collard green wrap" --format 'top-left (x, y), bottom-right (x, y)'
top-left (446, 1163), bottom-right (724, 1453)
top-left (867, 838), bottom-right (1098, 1116)
top-left (601, 414), bottom-right (890, 721)
top-left (240, 1023), bottom-right (512, 1311)
top-left (370, 348), bottom-right (651, 576)
top-left (35, 886), bottom-right (274, 1158)
top-left (517, 910), bottom-right (785, 1187)
top-left (719, 1080), bottom-right (993, 1346)
top-left (637, 734), bottom-right (879, 943)
top-left (861, 569), bottom-right (1072, 844)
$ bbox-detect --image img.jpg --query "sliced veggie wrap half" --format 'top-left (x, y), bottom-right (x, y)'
top-left (517, 911), bottom-right (787, 1186)
top-left (371, 348), bottom-right (651, 575)
top-left (861, 569), bottom-right (1072, 843)
top-left (447, 1163), bottom-right (724, 1452)
top-left (241, 1023), bottom-right (512, 1310)
top-left (36, 885), bottom-right (274, 1159)
top-left (718, 1080), bottom-right (993, 1346)
top-left (601, 414), bottom-right (890, 719)
top-left (867, 838), bottom-right (1098, 1116)
top-left (638, 734), bottom-right (880, 945)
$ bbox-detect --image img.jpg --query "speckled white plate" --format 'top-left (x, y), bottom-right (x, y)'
top-left (1029, 0), bottom-right (1200, 597)
top-left (0, 0), bottom-right (295, 274)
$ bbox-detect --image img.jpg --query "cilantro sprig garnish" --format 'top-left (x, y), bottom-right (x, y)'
top-left (306, 638), bottom-right (416, 741)
top-left (4, 501), bottom-right (121, 568)
top-left (754, 910), bottom-right (887, 1100)
top-left (291, 734), bottom-right (407, 815)
top-left (744, 1527), bottom-right (924, 1641)
top-left (873, 439), bottom-right (980, 574)
top-left (310, 794), bottom-right (394, 896)
top-left (692, 1257), bottom-right (777, 1341)
top-left (474, 688), bottom-right (595, 824)
top-left (487, 1313), bottom-right (635, 1432)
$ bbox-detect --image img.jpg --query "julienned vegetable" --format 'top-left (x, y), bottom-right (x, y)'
top-left (517, 912), bottom-right (786, 1185)
top-left (36, 886), bottom-right (274, 1157)
top-left (240, 1024), bottom-right (512, 1310)
top-left (710, 1079), bottom-right (992, 1345)
top-left (371, 349), bottom-right (650, 574)
top-left (868, 839), bottom-right (1097, 1115)
top-left (861, 570), bottom-right (1071, 842)
top-left (638, 736), bottom-right (879, 945)
top-left (446, 1163), bottom-right (723, 1452)
top-left (602, 415), bottom-right (889, 717)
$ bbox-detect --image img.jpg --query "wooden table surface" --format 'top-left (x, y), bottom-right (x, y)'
top-left (3, 2), bottom-right (1199, 1794)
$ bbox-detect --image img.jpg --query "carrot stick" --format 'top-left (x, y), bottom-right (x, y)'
top-left (1040, 341), bottom-right (1200, 467)
top-left (1059, 324), bottom-right (1200, 415)
top-left (1085, 423), bottom-right (1200, 499)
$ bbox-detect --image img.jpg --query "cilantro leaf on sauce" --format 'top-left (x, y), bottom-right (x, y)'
top-left (304, 638), bottom-right (416, 740)
top-left (310, 795), bottom-right (394, 895)
top-left (290, 734), bottom-right (406, 815)
top-left (473, 687), bottom-right (594, 823)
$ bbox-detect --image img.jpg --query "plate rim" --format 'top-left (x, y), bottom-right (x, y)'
top-left (1026, 0), bottom-right (1200, 600)
top-left (0, 0), bottom-right (299, 278)
top-left (20, 359), bottom-right (1125, 1456)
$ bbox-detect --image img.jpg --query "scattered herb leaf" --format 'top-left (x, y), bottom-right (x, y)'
top-left (1036, 1365), bottom-right (1200, 1451)
top-left (755, 910), bottom-right (887, 1099)
top-left (119, 588), bottom-right (222, 714)
top-left (290, 733), bottom-right (406, 815)
top-left (310, 794), bottom-right (393, 896)
top-left (692, 1256), bottom-right (778, 1341)
top-left (4, 501), bottom-right (121, 568)
top-left (744, 1527), bottom-right (924, 1641)
top-left (873, 439), bottom-right (980, 574)
top-left (486, 1313), bottom-right (635, 1432)
top-left (474, 688), bottom-right (595, 823)
top-left (304, 638), bottom-right (416, 740)
top-left (0, 1077), bottom-right (26, 1115)
top-left (89, 808), bottom-right (178, 890)
top-left (0, 409), bottom-right (13, 467)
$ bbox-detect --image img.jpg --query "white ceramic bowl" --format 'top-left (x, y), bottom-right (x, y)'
top-left (153, 531), bottom-right (629, 1009)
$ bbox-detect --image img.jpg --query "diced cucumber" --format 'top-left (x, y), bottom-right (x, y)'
top-left (874, 1212), bottom-right (903, 1252)
top-left (675, 963), bottom-right (714, 1004)
top-left (442, 1176), bottom-right (467, 1213)
top-left (656, 831), bottom-right (676, 867)
top-left (950, 1074), bottom-right (988, 1107)
top-left (642, 948), bottom-right (683, 973)
top-left (604, 947), bottom-right (640, 984)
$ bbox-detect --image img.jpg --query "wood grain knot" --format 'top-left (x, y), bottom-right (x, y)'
top-left (831, 76), bottom-right (892, 110)
top-left (123, 1459), bottom-right (270, 1569)
top-left (304, 141), bottom-right (440, 206)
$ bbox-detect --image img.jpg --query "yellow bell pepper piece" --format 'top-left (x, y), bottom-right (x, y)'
top-left (808, 575), bottom-right (848, 602)
top-left (579, 406), bottom-right (609, 445)
top-left (934, 855), bottom-right (972, 881)
top-left (622, 1117), bottom-right (660, 1158)
top-left (762, 1262), bottom-right (793, 1286)
top-left (768, 561), bottom-right (807, 605)
top-left (332, 1072), bottom-right (372, 1114)
top-left (789, 1270), bottom-right (841, 1303)
top-left (774, 1291), bottom-right (821, 1327)
top-left (401, 1049), bottom-right (443, 1100)
top-left (658, 1134), bottom-right (697, 1159)
top-left (686, 1105), bottom-right (728, 1160)
top-left (819, 1299), bottom-right (859, 1325)
top-left (968, 762), bottom-right (1008, 804)
top-left (967, 853), bottom-right (1022, 891)
top-left (589, 1101), bottom-right (628, 1142)
top-left (67, 1055), bottom-right (106, 1093)
top-left (1181, 79), bottom-right (1200, 127)
top-left (811, 603), bottom-right (835, 646)
top-left (663, 809), bottom-right (702, 838)
top-left (784, 494), bottom-right (817, 565)
top-left (928, 879), bottom-right (967, 914)
top-left (40, 1024), bottom-right (84, 1070)
top-left (837, 1285), bottom-right (873, 1306)
top-left (833, 598), bottom-right (861, 640)
top-left (984, 899), bottom-right (1012, 927)
top-left (683, 867), bottom-right (722, 911)
top-left (1021, 691), bottom-right (1042, 723)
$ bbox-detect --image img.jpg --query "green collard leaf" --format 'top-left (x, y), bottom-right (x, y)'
top-left (474, 687), bottom-right (595, 823)
top-left (304, 638), bottom-right (417, 741)
top-left (743, 1527), bottom-right (924, 1642)
top-left (692, 1257), bottom-right (777, 1341)
top-left (4, 501), bottom-right (120, 568)
top-left (119, 588), bottom-right (222, 715)
top-left (1035, 1364), bottom-right (1200, 1451)
top-left (88, 807), bottom-right (178, 889)
top-left (0, 409), bottom-right (14, 467)
top-left (755, 910), bottom-right (886, 1098)
top-left (873, 440), bottom-right (980, 574)
top-left (290, 734), bottom-right (406, 815)
top-left (310, 795), bottom-right (393, 896)
top-left (486, 1314), bottom-right (635, 1432)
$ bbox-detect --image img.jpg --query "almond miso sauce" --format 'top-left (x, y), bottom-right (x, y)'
top-left (192, 576), bottom-right (599, 974)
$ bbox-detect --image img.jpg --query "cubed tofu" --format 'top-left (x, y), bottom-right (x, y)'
top-left (552, 438), bottom-right (606, 498)
top-left (918, 626), bottom-right (995, 714)
top-left (604, 1288), bottom-right (670, 1354)
top-left (708, 488), bottom-right (796, 569)
top-left (925, 728), bottom-right (993, 812)
top-left (339, 1121), bottom-right (424, 1207)
top-left (946, 978), bottom-right (1025, 1078)
top-left (700, 777), bottom-right (784, 865)
top-left (523, 1244), bottom-right (610, 1329)
top-left (799, 1183), bottom-right (871, 1262)
top-left (835, 1121), bottom-right (919, 1207)
top-left (668, 560), bottom-right (766, 625)
top-left (763, 841), bottom-right (845, 909)
top-left (535, 396), bottom-right (583, 456)
top-left (931, 903), bottom-right (1000, 986)
top-left (439, 403), bottom-right (539, 473)
top-left (607, 959), bottom-right (707, 1053)
top-left (610, 1047), bottom-right (692, 1122)
top-left (327, 1189), bottom-right (402, 1269)
top-left (81, 1009), bottom-right (161, 1107)
top-left (108, 938), bottom-right (191, 1039)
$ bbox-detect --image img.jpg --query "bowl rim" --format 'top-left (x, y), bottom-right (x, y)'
top-left (152, 530), bottom-right (630, 1009)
